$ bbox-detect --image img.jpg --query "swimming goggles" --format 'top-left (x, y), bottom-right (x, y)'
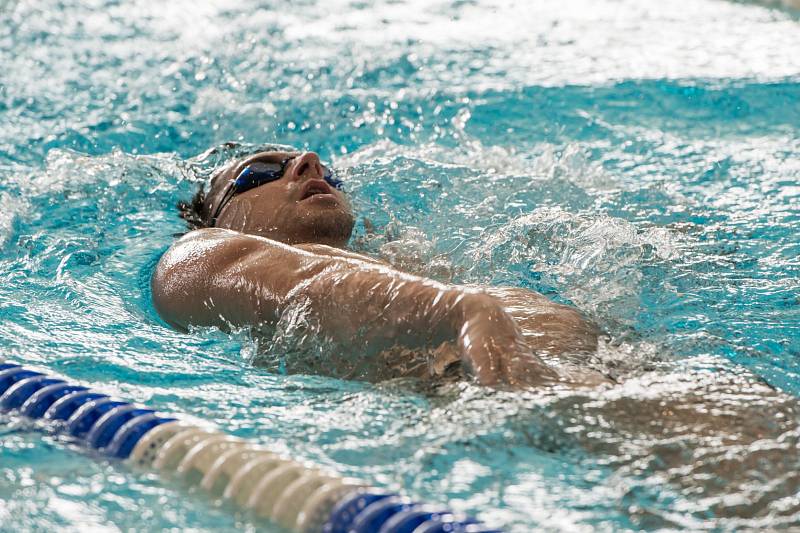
top-left (209, 156), bottom-right (343, 226)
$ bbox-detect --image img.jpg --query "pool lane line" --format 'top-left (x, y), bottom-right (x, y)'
top-left (0, 362), bottom-right (502, 533)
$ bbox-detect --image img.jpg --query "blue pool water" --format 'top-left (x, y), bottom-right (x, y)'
top-left (2, 0), bottom-right (800, 530)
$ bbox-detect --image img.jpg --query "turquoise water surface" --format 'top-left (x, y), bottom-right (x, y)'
top-left (2, 0), bottom-right (800, 531)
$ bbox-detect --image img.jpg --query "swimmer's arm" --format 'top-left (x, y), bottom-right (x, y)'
top-left (293, 242), bottom-right (386, 265)
top-left (152, 228), bottom-right (327, 331)
top-left (151, 228), bottom-right (557, 387)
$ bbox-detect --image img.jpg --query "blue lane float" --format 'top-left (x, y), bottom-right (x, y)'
top-left (20, 383), bottom-right (88, 418)
top-left (0, 362), bottom-right (502, 532)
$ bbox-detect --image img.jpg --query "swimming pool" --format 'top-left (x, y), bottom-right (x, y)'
top-left (2, 0), bottom-right (800, 530)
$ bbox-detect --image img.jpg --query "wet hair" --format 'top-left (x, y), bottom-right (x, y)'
top-left (177, 167), bottom-right (232, 230)
top-left (177, 186), bottom-right (208, 230)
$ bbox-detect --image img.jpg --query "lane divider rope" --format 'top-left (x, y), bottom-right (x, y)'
top-left (0, 362), bottom-right (502, 532)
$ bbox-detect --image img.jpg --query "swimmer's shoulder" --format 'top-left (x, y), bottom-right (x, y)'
top-left (294, 242), bottom-right (385, 265)
top-left (156, 230), bottom-right (383, 291)
top-left (168, 229), bottom-right (382, 265)
top-left (157, 228), bottom-right (262, 276)
top-left (151, 229), bottom-right (387, 330)
top-left (169, 227), bottom-right (281, 250)
top-left (152, 229), bottom-right (282, 328)
top-left (162, 228), bottom-right (318, 269)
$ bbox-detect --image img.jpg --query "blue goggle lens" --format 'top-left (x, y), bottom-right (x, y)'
top-left (235, 161), bottom-right (343, 192)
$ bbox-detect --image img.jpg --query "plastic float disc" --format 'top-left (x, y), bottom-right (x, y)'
top-left (295, 479), bottom-right (367, 533)
top-left (20, 383), bottom-right (88, 419)
top-left (0, 376), bottom-right (65, 410)
top-left (0, 368), bottom-right (44, 396)
top-left (152, 428), bottom-right (222, 472)
top-left (65, 398), bottom-right (128, 438)
top-left (106, 414), bottom-right (176, 459)
top-left (351, 496), bottom-right (419, 533)
top-left (323, 489), bottom-right (395, 533)
top-left (200, 447), bottom-right (277, 495)
top-left (223, 454), bottom-right (284, 506)
top-left (86, 405), bottom-right (155, 450)
top-left (128, 420), bottom-right (194, 467)
top-left (176, 435), bottom-right (246, 482)
top-left (272, 471), bottom-right (336, 528)
top-left (412, 515), bottom-right (481, 533)
top-left (378, 507), bottom-right (451, 533)
top-left (44, 391), bottom-right (108, 421)
top-left (271, 470), bottom-right (335, 526)
top-left (246, 462), bottom-right (307, 515)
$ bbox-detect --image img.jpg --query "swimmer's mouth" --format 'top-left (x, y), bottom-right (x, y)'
top-left (300, 179), bottom-right (334, 200)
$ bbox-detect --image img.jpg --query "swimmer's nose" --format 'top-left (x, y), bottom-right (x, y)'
top-left (288, 152), bottom-right (323, 181)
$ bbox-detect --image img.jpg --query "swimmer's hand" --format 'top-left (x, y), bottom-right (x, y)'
top-left (454, 293), bottom-right (560, 387)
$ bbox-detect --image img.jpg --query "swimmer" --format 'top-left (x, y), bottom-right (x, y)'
top-left (152, 150), bottom-right (800, 519)
top-left (151, 150), bottom-right (606, 388)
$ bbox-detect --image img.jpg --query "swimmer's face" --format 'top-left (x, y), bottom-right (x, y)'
top-left (207, 151), bottom-right (355, 247)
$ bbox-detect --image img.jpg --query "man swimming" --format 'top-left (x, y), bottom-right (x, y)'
top-left (150, 148), bottom-right (800, 521)
top-left (151, 149), bottom-right (605, 388)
